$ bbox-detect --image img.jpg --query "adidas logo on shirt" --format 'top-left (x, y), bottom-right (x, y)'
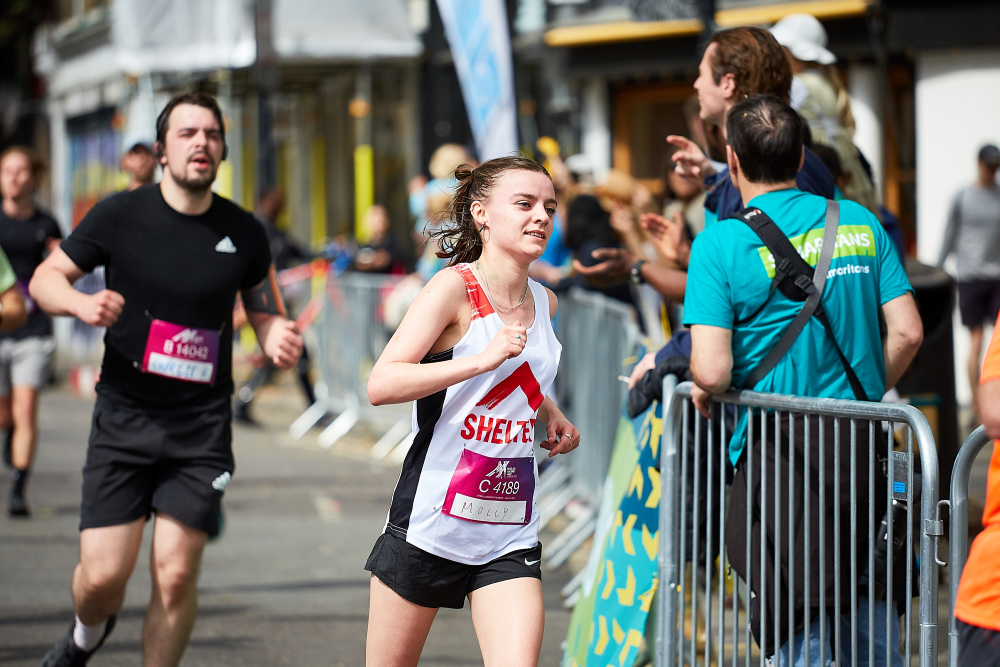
top-left (215, 236), bottom-right (237, 253)
top-left (212, 471), bottom-right (232, 491)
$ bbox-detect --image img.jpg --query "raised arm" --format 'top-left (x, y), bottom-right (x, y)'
top-left (666, 135), bottom-right (716, 181)
top-left (572, 247), bottom-right (688, 301)
top-left (367, 269), bottom-right (526, 406)
top-left (30, 247), bottom-right (124, 327)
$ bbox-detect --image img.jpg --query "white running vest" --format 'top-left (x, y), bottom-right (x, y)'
top-left (383, 263), bottom-right (562, 565)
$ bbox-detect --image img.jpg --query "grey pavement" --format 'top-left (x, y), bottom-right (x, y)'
top-left (0, 378), bottom-right (574, 666)
top-left (1, 373), bottom-right (991, 666)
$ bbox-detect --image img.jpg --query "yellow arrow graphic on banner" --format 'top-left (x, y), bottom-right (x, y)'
top-left (595, 615), bottom-right (610, 655)
top-left (648, 414), bottom-right (663, 459)
top-left (622, 513), bottom-right (637, 555)
top-left (619, 629), bottom-right (644, 666)
top-left (628, 466), bottom-right (644, 499)
top-left (645, 466), bottom-right (661, 508)
top-left (639, 578), bottom-right (658, 612)
top-left (641, 523), bottom-right (658, 560)
top-left (612, 618), bottom-right (626, 644)
top-left (601, 560), bottom-right (616, 599)
top-left (616, 565), bottom-right (636, 606)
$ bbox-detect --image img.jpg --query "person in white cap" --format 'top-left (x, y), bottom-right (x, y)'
top-left (770, 13), bottom-right (879, 215)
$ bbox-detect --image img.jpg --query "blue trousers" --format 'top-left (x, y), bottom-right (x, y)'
top-left (775, 598), bottom-right (904, 667)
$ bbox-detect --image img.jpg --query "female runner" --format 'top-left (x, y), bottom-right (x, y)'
top-left (365, 156), bottom-right (580, 666)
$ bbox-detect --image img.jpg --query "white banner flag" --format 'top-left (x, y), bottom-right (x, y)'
top-left (436, 0), bottom-right (519, 161)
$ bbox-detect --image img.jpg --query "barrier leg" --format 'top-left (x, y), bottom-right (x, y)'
top-left (539, 484), bottom-right (577, 529)
top-left (318, 407), bottom-right (359, 450)
top-left (545, 510), bottom-right (597, 571)
top-left (538, 459), bottom-right (572, 498)
top-left (290, 399), bottom-right (337, 439)
top-left (385, 431), bottom-right (416, 465)
top-left (369, 419), bottom-right (412, 460)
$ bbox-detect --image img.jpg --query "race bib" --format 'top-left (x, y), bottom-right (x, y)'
top-left (141, 319), bottom-right (220, 384)
top-left (16, 280), bottom-right (36, 315)
top-left (443, 449), bottom-right (535, 525)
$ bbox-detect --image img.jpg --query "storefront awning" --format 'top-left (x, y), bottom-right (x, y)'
top-left (716, 0), bottom-right (872, 27)
top-left (544, 19), bottom-right (704, 48)
top-left (112, 0), bottom-right (420, 74)
top-left (274, 0), bottom-right (422, 62)
top-left (543, 0), bottom-right (873, 47)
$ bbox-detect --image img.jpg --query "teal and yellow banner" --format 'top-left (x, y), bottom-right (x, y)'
top-left (564, 401), bottom-right (663, 666)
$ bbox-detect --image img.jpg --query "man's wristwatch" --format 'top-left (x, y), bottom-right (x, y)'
top-left (629, 260), bottom-right (647, 285)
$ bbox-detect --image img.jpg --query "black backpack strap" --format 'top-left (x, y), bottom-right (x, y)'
top-left (735, 201), bottom-right (867, 400)
top-left (732, 206), bottom-right (815, 325)
top-left (813, 307), bottom-right (869, 401)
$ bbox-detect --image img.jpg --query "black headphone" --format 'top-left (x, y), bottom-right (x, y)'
top-left (154, 97), bottom-right (229, 163)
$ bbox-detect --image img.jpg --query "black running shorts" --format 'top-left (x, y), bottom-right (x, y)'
top-left (958, 279), bottom-right (1000, 328)
top-left (79, 394), bottom-right (234, 537)
top-left (957, 619), bottom-right (1000, 667)
top-left (364, 531), bottom-right (542, 609)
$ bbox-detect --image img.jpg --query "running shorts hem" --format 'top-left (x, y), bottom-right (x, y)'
top-left (364, 531), bottom-right (542, 609)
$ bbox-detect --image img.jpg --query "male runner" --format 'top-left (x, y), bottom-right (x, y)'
top-left (32, 91), bottom-right (302, 666)
top-left (0, 145), bottom-right (62, 517)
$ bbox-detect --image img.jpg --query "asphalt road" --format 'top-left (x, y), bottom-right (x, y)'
top-left (0, 382), bottom-right (574, 666)
top-left (1, 376), bottom-right (990, 666)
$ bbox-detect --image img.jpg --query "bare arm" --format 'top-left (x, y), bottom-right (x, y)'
top-left (666, 135), bottom-right (715, 181)
top-left (29, 247), bottom-right (124, 327)
top-left (537, 396), bottom-right (580, 457)
top-left (980, 378), bottom-right (1000, 440)
top-left (881, 292), bottom-right (923, 389)
top-left (0, 286), bottom-right (27, 332)
top-left (367, 270), bottom-right (527, 406)
top-left (689, 324), bottom-right (733, 418)
top-left (241, 267), bottom-right (303, 369)
top-left (641, 211), bottom-right (691, 269)
top-left (572, 248), bottom-right (687, 301)
top-left (245, 310), bottom-right (302, 369)
top-left (642, 262), bottom-right (688, 302)
top-left (546, 287), bottom-right (558, 318)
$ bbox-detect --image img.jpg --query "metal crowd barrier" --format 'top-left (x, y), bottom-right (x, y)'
top-left (290, 271), bottom-right (412, 454)
top-left (946, 424), bottom-right (993, 667)
top-left (295, 274), bottom-right (642, 569)
top-left (657, 381), bottom-right (941, 667)
top-left (541, 287), bottom-right (641, 570)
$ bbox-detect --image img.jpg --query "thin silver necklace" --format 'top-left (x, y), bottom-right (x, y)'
top-left (475, 260), bottom-right (528, 314)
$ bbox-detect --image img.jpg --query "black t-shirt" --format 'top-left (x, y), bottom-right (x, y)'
top-left (61, 185), bottom-right (271, 409)
top-left (0, 208), bottom-right (62, 339)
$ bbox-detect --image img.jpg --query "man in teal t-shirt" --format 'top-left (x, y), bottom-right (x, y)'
top-left (683, 95), bottom-right (923, 666)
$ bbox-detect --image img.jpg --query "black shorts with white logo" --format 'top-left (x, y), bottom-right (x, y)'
top-left (79, 393), bottom-right (234, 537)
top-left (364, 531), bottom-right (542, 609)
